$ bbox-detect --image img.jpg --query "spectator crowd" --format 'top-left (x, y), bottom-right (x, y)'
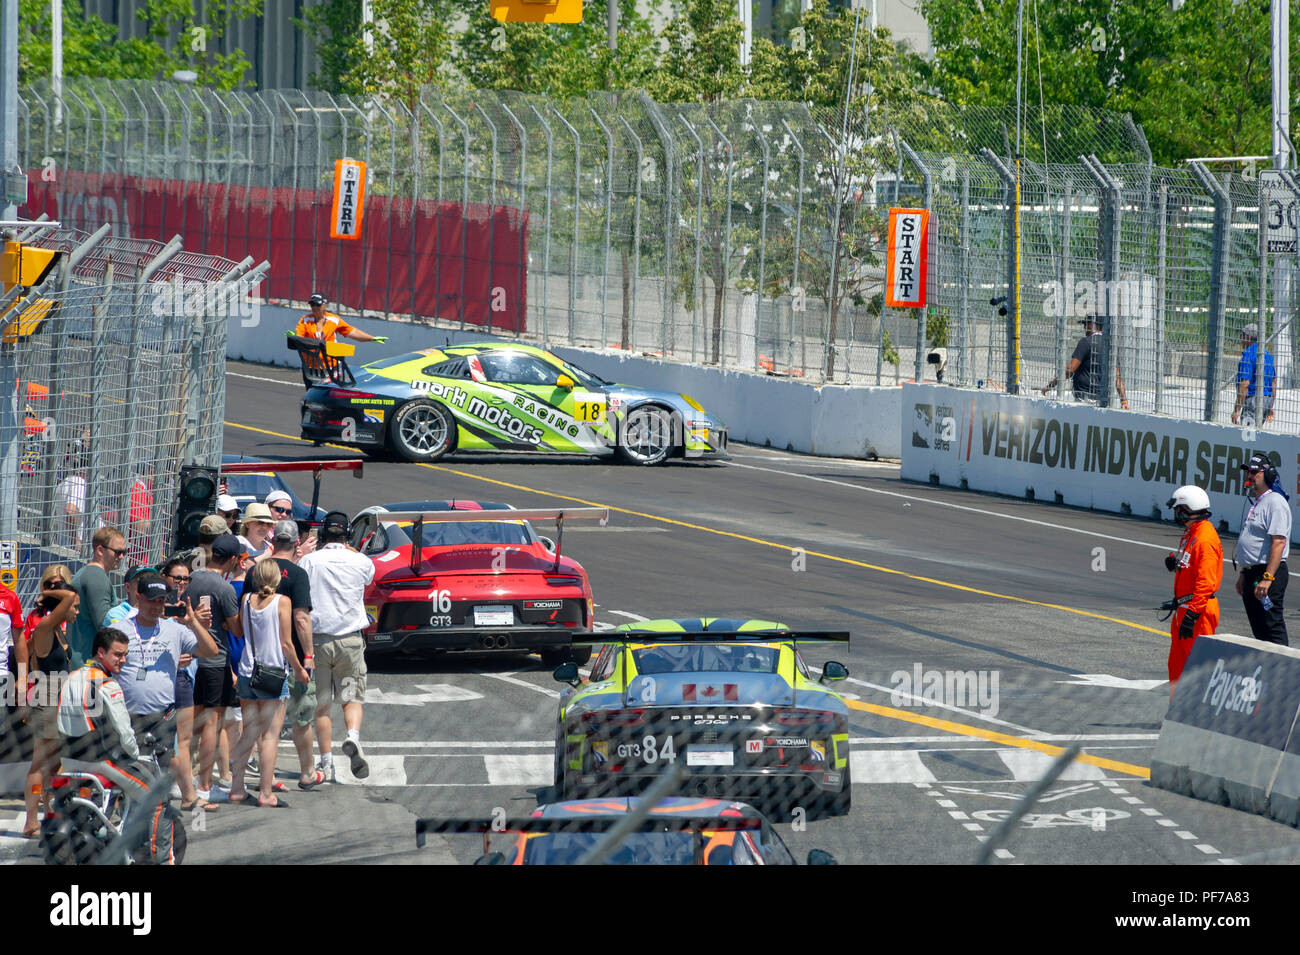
top-left (1, 489), bottom-right (374, 836)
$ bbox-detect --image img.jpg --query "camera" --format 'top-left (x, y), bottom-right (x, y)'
top-left (163, 603), bottom-right (187, 618)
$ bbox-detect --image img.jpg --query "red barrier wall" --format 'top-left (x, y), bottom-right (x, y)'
top-left (22, 170), bottom-right (528, 333)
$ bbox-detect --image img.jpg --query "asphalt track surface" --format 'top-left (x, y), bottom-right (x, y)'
top-left (214, 360), bottom-right (1300, 864)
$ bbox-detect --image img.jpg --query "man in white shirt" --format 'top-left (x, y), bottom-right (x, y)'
top-left (299, 511), bottom-right (374, 782)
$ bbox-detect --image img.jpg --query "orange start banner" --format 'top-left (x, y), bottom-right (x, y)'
top-left (885, 208), bottom-right (928, 308)
top-left (330, 159), bottom-right (366, 240)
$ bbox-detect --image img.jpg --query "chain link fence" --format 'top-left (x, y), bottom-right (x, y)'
top-left (2, 223), bottom-right (256, 610)
top-left (18, 79), bottom-right (1300, 433)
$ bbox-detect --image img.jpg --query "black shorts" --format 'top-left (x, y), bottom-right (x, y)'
top-left (175, 669), bottom-right (195, 708)
top-left (130, 711), bottom-right (177, 755)
top-left (193, 664), bottom-right (238, 708)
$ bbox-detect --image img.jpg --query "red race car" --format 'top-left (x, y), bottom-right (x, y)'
top-left (347, 501), bottom-right (609, 666)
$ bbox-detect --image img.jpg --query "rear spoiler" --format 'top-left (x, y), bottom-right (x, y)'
top-left (353, 507), bottom-right (610, 575)
top-left (570, 629), bottom-right (850, 646)
top-left (416, 815), bottom-right (762, 861)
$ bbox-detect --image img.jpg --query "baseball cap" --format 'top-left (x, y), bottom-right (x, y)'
top-left (1242, 323), bottom-right (1259, 339)
top-left (309, 293), bottom-right (326, 306)
top-left (272, 519), bottom-right (299, 543)
top-left (124, 564), bottom-right (158, 584)
top-left (217, 494), bottom-right (240, 513)
top-left (212, 534), bottom-right (245, 561)
top-left (1079, 314), bottom-right (1103, 326)
top-left (265, 490), bottom-right (293, 509)
top-left (322, 510), bottom-right (350, 536)
top-left (243, 502), bottom-right (275, 525)
top-left (1242, 452), bottom-right (1274, 473)
top-left (199, 514), bottom-right (230, 536)
top-left (136, 573), bottom-right (170, 602)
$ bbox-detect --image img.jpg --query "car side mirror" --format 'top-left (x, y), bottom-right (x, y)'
top-left (538, 536), bottom-right (556, 552)
top-left (553, 662), bottom-right (580, 686)
top-left (820, 661), bottom-right (849, 683)
top-left (555, 374), bottom-right (575, 390)
top-left (806, 849), bottom-right (838, 866)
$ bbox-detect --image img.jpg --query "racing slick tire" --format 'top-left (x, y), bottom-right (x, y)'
top-left (616, 405), bottom-right (675, 466)
top-left (388, 399), bottom-right (456, 463)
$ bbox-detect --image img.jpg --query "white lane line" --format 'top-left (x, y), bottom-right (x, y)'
top-left (727, 460), bottom-right (1185, 555)
top-left (850, 750), bottom-right (937, 784)
top-left (607, 610), bottom-right (650, 621)
top-left (832, 672), bottom-right (1042, 736)
top-left (484, 754), bottom-right (552, 786)
top-left (850, 734), bottom-right (1159, 744)
top-left (996, 749), bottom-right (1107, 781)
top-left (475, 670), bottom-right (561, 699)
top-left (335, 755), bottom-right (407, 787)
top-left (277, 740), bottom-right (552, 749)
top-left (227, 371), bottom-right (300, 387)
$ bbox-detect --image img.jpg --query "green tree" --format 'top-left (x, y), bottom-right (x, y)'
top-left (649, 0), bottom-right (745, 104)
top-left (130, 0), bottom-right (264, 89)
top-left (456, 0), bottom-right (658, 98)
top-left (749, 2), bottom-right (940, 378)
top-left (296, 0), bottom-right (365, 96)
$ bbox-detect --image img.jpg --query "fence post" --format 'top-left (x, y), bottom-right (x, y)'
top-left (898, 137), bottom-right (932, 383)
top-left (617, 115), bottom-right (643, 354)
top-left (1155, 182), bottom-right (1167, 415)
top-left (1081, 155), bottom-right (1122, 409)
top-left (588, 104), bottom-right (613, 350)
top-left (640, 93), bottom-right (676, 359)
top-left (440, 99), bottom-right (472, 331)
top-left (746, 103), bottom-right (771, 376)
top-left (702, 115), bottom-right (733, 369)
top-left (1256, 173), bottom-right (1268, 427)
top-left (676, 113), bottom-right (705, 365)
top-left (980, 148), bottom-right (1019, 395)
top-left (526, 101), bottom-right (554, 342)
top-left (959, 167), bottom-right (971, 387)
top-left (1189, 161), bottom-right (1230, 423)
top-left (370, 97), bottom-right (400, 320)
top-left (550, 102), bottom-right (581, 345)
top-left (475, 99), bottom-right (500, 335)
top-left (780, 118), bottom-right (805, 378)
top-left (417, 95), bottom-right (447, 324)
top-left (500, 99), bottom-right (529, 336)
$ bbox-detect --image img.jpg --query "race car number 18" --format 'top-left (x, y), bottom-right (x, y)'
top-left (616, 735), bottom-right (676, 764)
top-left (573, 392), bottom-right (607, 424)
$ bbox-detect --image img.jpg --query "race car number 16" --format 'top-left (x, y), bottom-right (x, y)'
top-left (429, 589), bottom-right (452, 613)
top-left (616, 735), bottom-right (677, 764)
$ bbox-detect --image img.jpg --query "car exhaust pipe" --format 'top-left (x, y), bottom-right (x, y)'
top-left (495, 635), bottom-right (510, 649)
top-left (695, 782), bottom-right (709, 796)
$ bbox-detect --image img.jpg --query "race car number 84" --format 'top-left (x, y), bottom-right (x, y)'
top-left (616, 735), bottom-right (677, 764)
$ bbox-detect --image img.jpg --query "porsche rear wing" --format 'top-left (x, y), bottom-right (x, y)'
top-left (571, 629), bottom-right (850, 645)
top-left (353, 507), bottom-right (610, 574)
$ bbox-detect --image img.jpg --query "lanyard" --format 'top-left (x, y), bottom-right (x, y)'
top-left (135, 621), bottom-right (164, 669)
top-left (1246, 488), bottom-right (1272, 526)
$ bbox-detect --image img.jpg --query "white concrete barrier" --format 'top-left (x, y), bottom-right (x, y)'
top-left (227, 305), bottom-right (903, 459)
top-left (900, 383), bottom-right (1300, 542)
top-left (1152, 634), bottom-right (1300, 828)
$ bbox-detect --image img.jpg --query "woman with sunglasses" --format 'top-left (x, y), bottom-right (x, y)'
top-left (20, 564), bottom-right (79, 837)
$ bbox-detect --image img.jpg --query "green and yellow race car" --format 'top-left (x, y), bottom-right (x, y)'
top-left (299, 341), bottom-right (728, 465)
top-left (551, 618), bottom-right (853, 816)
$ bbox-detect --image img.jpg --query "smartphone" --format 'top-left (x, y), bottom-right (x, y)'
top-left (199, 595), bottom-right (211, 612)
top-left (163, 604), bottom-right (187, 618)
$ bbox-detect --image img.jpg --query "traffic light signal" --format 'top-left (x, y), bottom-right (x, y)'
top-left (490, 0), bottom-right (582, 23)
top-left (173, 464), bottom-right (219, 552)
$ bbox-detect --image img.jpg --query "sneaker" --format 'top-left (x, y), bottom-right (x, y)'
top-left (170, 782), bottom-right (182, 799)
top-left (315, 761), bottom-right (337, 784)
top-left (342, 739), bottom-right (369, 780)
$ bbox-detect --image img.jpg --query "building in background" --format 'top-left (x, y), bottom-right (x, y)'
top-left (81, 0), bottom-right (931, 93)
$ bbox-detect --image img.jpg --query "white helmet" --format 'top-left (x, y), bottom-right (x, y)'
top-left (1166, 485), bottom-right (1211, 525)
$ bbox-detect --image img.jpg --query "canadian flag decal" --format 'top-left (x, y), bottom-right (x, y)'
top-left (683, 684), bottom-right (696, 702)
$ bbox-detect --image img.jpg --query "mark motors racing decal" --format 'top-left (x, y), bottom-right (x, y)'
top-left (407, 379), bottom-right (595, 446)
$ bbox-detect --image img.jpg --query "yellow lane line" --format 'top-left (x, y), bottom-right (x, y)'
top-left (844, 699), bottom-right (1150, 778)
top-left (223, 419), bottom-right (1166, 636)
top-left (226, 419), bottom-right (1157, 779)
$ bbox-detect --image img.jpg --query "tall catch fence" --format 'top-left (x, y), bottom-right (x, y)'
top-left (17, 80), bottom-right (1300, 433)
top-left (2, 223), bottom-right (259, 609)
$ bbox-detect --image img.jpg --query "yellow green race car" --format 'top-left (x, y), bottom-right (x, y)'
top-left (299, 341), bottom-right (729, 465)
top-left (551, 618), bottom-right (853, 816)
